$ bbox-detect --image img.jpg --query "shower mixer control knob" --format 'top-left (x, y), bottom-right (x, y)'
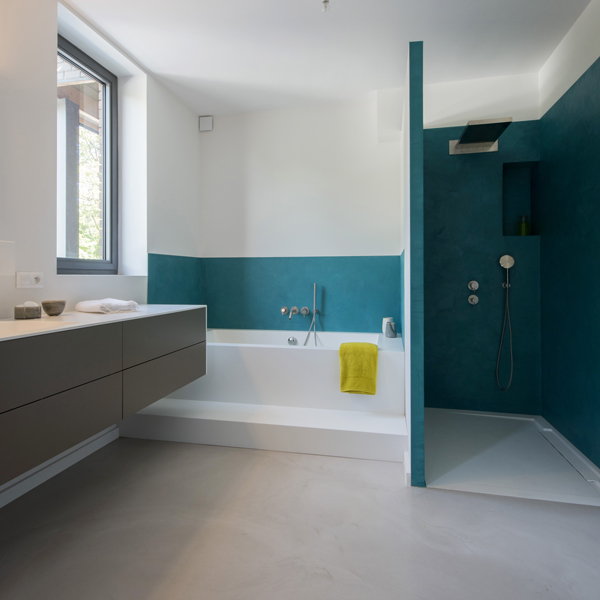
top-left (468, 295), bottom-right (479, 305)
top-left (468, 281), bottom-right (479, 291)
top-left (281, 307), bottom-right (289, 316)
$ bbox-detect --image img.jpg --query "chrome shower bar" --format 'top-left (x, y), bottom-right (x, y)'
top-left (304, 283), bottom-right (318, 347)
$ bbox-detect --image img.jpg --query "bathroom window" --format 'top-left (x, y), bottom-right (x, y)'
top-left (56, 36), bottom-right (118, 274)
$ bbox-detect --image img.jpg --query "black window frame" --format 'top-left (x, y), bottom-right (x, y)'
top-left (57, 35), bottom-right (119, 275)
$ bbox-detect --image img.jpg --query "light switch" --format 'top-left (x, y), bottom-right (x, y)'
top-left (16, 272), bottom-right (44, 289)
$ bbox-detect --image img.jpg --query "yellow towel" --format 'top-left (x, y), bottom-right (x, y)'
top-left (339, 342), bottom-right (378, 395)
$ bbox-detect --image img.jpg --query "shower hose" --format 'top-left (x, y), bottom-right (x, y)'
top-left (496, 269), bottom-right (514, 391)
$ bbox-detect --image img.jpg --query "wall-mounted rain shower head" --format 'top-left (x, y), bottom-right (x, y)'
top-left (499, 255), bottom-right (515, 269)
top-left (450, 117), bottom-right (513, 155)
top-left (458, 119), bottom-right (512, 145)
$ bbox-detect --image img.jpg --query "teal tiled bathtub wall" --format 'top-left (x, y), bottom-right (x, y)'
top-left (424, 121), bottom-right (542, 415)
top-left (147, 253), bottom-right (203, 305)
top-left (148, 254), bottom-right (402, 334)
top-left (539, 56), bottom-right (600, 467)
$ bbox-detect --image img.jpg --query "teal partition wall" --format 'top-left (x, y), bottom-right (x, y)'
top-left (148, 254), bottom-right (403, 334)
top-left (423, 121), bottom-right (542, 414)
top-left (408, 41), bottom-right (426, 488)
top-left (539, 56), bottom-right (600, 466)
top-left (399, 251), bottom-right (405, 338)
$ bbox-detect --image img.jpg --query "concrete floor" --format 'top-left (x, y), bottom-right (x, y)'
top-left (0, 439), bottom-right (599, 600)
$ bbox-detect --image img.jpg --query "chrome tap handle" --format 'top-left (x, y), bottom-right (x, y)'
top-left (301, 307), bottom-right (310, 317)
top-left (289, 306), bottom-right (299, 320)
top-left (281, 306), bottom-right (289, 316)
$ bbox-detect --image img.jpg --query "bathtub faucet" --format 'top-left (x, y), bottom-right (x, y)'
top-left (289, 306), bottom-right (299, 320)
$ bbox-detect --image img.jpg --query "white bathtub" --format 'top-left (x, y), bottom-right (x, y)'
top-left (169, 329), bottom-right (405, 415)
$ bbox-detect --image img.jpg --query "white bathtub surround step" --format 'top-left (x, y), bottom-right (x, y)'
top-left (119, 400), bottom-right (408, 462)
top-left (426, 408), bottom-right (600, 507)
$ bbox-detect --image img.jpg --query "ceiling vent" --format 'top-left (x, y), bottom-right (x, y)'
top-left (199, 116), bottom-right (213, 132)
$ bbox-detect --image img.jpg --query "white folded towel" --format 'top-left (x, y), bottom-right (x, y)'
top-left (75, 298), bottom-right (139, 314)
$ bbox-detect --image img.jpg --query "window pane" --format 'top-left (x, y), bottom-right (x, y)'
top-left (56, 54), bottom-right (107, 260)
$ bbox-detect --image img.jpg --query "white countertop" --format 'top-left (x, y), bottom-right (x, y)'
top-left (0, 305), bottom-right (206, 343)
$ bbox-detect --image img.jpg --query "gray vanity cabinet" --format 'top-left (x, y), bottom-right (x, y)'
top-left (123, 343), bottom-right (206, 418)
top-left (122, 308), bottom-right (207, 418)
top-left (122, 309), bottom-right (206, 368)
top-left (0, 374), bottom-right (123, 485)
top-left (0, 324), bottom-right (122, 414)
top-left (0, 307), bottom-right (206, 486)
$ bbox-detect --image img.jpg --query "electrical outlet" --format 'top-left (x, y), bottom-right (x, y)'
top-left (16, 272), bottom-right (44, 289)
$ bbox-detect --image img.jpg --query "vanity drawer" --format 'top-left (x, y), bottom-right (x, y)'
top-left (0, 373), bottom-right (122, 486)
top-left (0, 324), bottom-right (122, 415)
top-left (123, 342), bottom-right (206, 418)
top-left (123, 308), bottom-right (206, 369)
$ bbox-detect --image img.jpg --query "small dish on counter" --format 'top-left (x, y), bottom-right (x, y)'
top-left (42, 300), bottom-right (66, 317)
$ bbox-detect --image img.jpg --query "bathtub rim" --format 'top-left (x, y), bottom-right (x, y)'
top-left (205, 328), bottom-right (404, 352)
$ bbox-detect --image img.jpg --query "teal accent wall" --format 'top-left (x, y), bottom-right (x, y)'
top-left (539, 56), bottom-right (600, 467)
top-left (409, 41), bottom-right (426, 488)
top-left (423, 121), bottom-right (542, 415)
top-left (148, 254), bottom-right (402, 334)
top-left (147, 253), bottom-right (203, 305)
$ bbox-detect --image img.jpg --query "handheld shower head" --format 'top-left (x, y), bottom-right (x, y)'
top-left (497, 255), bottom-right (515, 391)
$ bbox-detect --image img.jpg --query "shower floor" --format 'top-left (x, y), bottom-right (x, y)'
top-left (425, 408), bottom-right (600, 506)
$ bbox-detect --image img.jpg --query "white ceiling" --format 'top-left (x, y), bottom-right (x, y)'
top-left (66, 0), bottom-right (591, 115)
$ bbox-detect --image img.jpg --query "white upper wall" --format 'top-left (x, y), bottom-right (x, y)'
top-left (540, 0), bottom-right (600, 115)
top-left (146, 78), bottom-right (203, 258)
top-left (58, 3), bottom-right (205, 261)
top-left (424, 73), bottom-right (540, 129)
top-left (196, 97), bottom-right (402, 257)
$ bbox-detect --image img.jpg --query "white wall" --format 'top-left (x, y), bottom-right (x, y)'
top-left (540, 0), bottom-right (600, 116)
top-left (424, 73), bottom-right (540, 128)
top-left (146, 77), bottom-right (203, 258)
top-left (119, 73), bottom-right (148, 276)
top-left (195, 97), bottom-right (402, 258)
top-left (0, 0), bottom-right (147, 319)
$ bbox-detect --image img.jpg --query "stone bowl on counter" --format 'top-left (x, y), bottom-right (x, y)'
top-left (42, 300), bottom-right (66, 317)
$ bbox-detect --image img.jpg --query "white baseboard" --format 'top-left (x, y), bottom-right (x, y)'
top-left (0, 426), bottom-right (119, 510)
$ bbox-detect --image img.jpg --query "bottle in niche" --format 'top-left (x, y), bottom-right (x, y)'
top-left (518, 215), bottom-right (531, 236)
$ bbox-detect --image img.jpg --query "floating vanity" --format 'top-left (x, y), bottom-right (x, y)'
top-left (0, 305), bottom-right (206, 486)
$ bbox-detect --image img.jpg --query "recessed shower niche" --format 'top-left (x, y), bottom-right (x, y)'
top-left (502, 161), bottom-right (540, 236)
